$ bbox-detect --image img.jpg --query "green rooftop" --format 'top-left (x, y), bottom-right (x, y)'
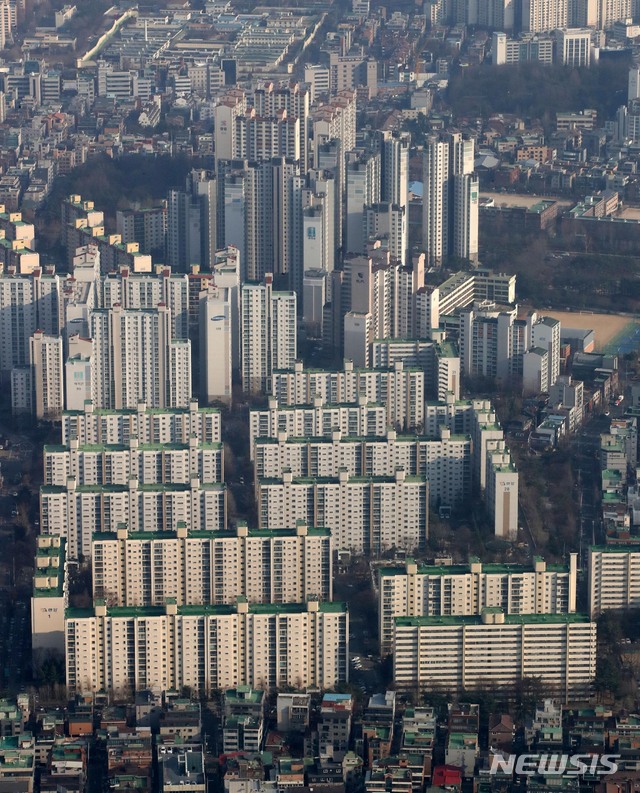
top-left (395, 612), bottom-right (592, 627)
top-left (67, 601), bottom-right (347, 619)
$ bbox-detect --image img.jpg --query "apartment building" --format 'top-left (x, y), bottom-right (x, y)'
top-left (44, 437), bottom-right (224, 487)
top-left (0, 268), bottom-right (61, 373)
top-left (115, 206), bottom-right (167, 256)
top-left (379, 555), bottom-right (578, 653)
top-left (254, 427), bottom-right (471, 507)
top-left (61, 400), bottom-right (221, 446)
top-left (346, 153), bottom-right (380, 255)
top-left (271, 360), bottom-right (424, 432)
top-left (249, 397), bottom-right (388, 459)
top-left (422, 134), bottom-right (478, 266)
top-left (199, 284), bottom-right (233, 405)
top-left (458, 304), bottom-right (528, 382)
top-left (31, 536), bottom-right (67, 662)
top-left (29, 331), bottom-right (64, 420)
top-left (241, 275), bottom-right (297, 394)
top-left (257, 469), bottom-right (428, 553)
top-left (89, 305), bottom-right (192, 409)
top-left (588, 545), bottom-right (640, 617)
top-left (92, 522), bottom-right (332, 607)
top-left (371, 338), bottom-right (460, 401)
top-left (65, 599), bottom-right (348, 695)
top-left (167, 170), bottom-right (217, 272)
top-left (393, 610), bottom-right (595, 700)
top-left (521, 0), bottom-right (568, 31)
top-left (40, 478), bottom-right (227, 559)
top-left (98, 268), bottom-right (191, 341)
top-left (486, 443), bottom-right (519, 540)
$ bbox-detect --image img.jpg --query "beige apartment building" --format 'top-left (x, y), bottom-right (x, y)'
top-left (61, 400), bottom-right (222, 446)
top-left (40, 478), bottom-right (227, 560)
top-left (588, 545), bottom-right (640, 617)
top-left (393, 610), bottom-right (595, 700)
top-left (44, 437), bottom-right (224, 487)
top-left (92, 522), bottom-right (332, 607)
top-left (379, 555), bottom-right (578, 653)
top-left (257, 469), bottom-right (428, 554)
top-left (254, 427), bottom-right (471, 508)
top-left (66, 599), bottom-right (348, 695)
top-left (270, 360), bottom-right (424, 432)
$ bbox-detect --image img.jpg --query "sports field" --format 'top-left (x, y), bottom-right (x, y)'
top-left (539, 310), bottom-right (640, 354)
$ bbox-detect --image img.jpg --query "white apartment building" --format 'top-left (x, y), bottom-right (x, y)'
top-left (523, 347), bottom-right (550, 395)
top-left (92, 522), bottom-right (332, 607)
top-left (89, 305), bottom-right (192, 409)
top-left (66, 599), bottom-right (348, 695)
top-left (597, 0), bottom-right (632, 28)
top-left (44, 437), bottom-right (223, 487)
top-left (29, 331), bottom-right (64, 420)
top-left (199, 285), bottom-right (232, 405)
top-left (40, 478), bottom-right (227, 559)
top-left (254, 427), bottom-right (471, 507)
top-left (452, 172), bottom-right (479, 263)
top-left (422, 136), bottom-right (449, 267)
top-left (458, 304), bottom-right (528, 382)
top-left (371, 338), bottom-right (460, 402)
top-left (380, 130), bottom-right (410, 212)
top-left (0, 269), bottom-right (61, 372)
top-left (532, 315), bottom-right (561, 388)
top-left (363, 203), bottom-right (407, 264)
top-left (379, 555), bottom-right (578, 653)
top-left (521, 0), bottom-right (568, 30)
top-left (241, 275), bottom-right (297, 394)
top-left (588, 545), bottom-right (640, 617)
top-left (98, 269), bottom-right (190, 341)
top-left (250, 397), bottom-right (388, 459)
top-left (346, 153), bottom-right (380, 255)
top-left (304, 65), bottom-right (330, 101)
top-left (214, 91), bottom-right (247, 163)
top-left (435, 270), bottom-right (517, 318)
top-left (253, 82), bottom-right (311, 172)
top-left (61, 400), bottom-right (221, 446)
top-left (270, 360), bottom-right (424, 432)
top-left (310, 92), bottom-right (356, 166)
top-left (393, 611), bottom-right (595, 700)
top-left (344, 311), bottom-right (373, 367)
top-left (212, 246), bottom-right (242, 371)
top-left (422, 134), bottom-right (477, 266)
top-left (257, 469), bottom-right (428, 553)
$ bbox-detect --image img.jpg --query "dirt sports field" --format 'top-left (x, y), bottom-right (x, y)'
top-left (540, 310), bottom-right (640, 354)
